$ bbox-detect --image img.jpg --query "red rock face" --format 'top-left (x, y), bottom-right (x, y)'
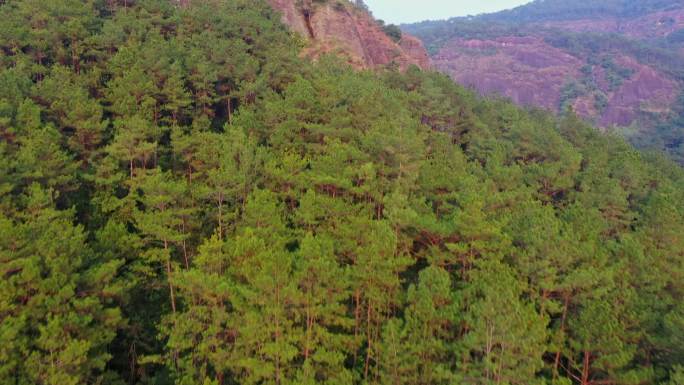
top-left (399, 35), bottom-right (431, 69)
top-left (268, 0), bottom-right (429, 70)
top-left (433, 37), bottom-right (583, 111)
top-left (430, 28), bottom-right (680, 127)
top-left (597, 56), bottom-right (677, 126)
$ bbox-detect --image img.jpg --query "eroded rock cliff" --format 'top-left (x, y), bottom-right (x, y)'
top-left (268, 0), bottom-right (429, 69)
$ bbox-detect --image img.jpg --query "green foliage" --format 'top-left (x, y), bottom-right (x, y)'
top-left (382, 24), bottom-right (403, 43)
top-left (559, 80), bottom-right (586, 112)
top-left (457, 260), bottom-right (548, 385)
top-left (0, 186), bottom-right (124, 385)
top-left (378, 266), bottom-right (458, 384)
top-left (667, 366), bottom-right (684, 385)
top-left (0, 1), bottom-right (683, 385)
top-left (647, 91), bottom-right (684, 164)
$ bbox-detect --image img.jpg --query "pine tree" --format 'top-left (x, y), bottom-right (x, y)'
top-left (0, 185), bottom-right (123, 385)
top-left (34, 66), bottom-right (108, 164)
top-left (294, 233), bottom-right (353, 384)
top-left (192, 127), bottom-right (261, 238)
top-left (225, 190), bottom-right (301, 384)
top-left (134, 168), bottom-right (191, 313)
top-left (566, 293), bottom-right (642, 385)
top-left (378, 265), bottom-right (458, 385)
top-left (457, 259), bottom-right (548, 385)
top-left (14, 125), bottom-right (79, 194)
top-left (165, 234), bottom-right (234, 385)
top-left (344, 217), bottom-right (412, 380)
top-left (106, 115), bottom-right (159, 180)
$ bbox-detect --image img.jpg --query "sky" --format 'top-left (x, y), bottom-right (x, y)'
top-left (364, 0), bottom-right (532, 24)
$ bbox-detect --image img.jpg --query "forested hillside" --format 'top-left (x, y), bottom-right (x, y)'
top-left (0, 1), bottom-right (683, 385)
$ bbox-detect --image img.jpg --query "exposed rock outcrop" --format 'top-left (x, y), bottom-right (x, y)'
top-left (268, 0), bottom-right (429, 69)
top-left (432, 37), bottom-right (583, 112)
top-left (431, 37), bottom-right (678, 128)
top-left (596, 56), bottom-right (677, 126)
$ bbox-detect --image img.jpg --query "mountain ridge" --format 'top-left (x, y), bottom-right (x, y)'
top-left (479, 0), bottom-right (684, 23)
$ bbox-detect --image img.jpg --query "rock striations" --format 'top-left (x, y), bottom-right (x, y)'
top-left (268, 0), bottom-right (429, 70)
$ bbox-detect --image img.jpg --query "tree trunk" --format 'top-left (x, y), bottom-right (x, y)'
top-left (364, 300), bottom-right (373, 379)
top-left (554, 292), bottom-right (571, 378)
top-left (302, 4), bottom-right (315, 39)
top-left (275, 282), bottom-right (282, 385)
top-left (217, 194), bottom-right (224, 239)
top-left (72, 39), bottom-right (80, 74)
top-left (227, 98), bottom-right (233, 125)
top-left (304, 304), bottom-right (312, 360)
top-left (181, 233), bottom-right (189, 270)
top-left (581, 350), bottom-right (591, 385)
top-left (352, 288), bottom-right (362, 364)
top-left (164, 239), bottom-right (177, 313)
top-left (354, 289), bottom-right (361, 341)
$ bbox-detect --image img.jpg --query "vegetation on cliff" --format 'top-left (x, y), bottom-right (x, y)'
top-left (0, 0), bottom-right (683, 384)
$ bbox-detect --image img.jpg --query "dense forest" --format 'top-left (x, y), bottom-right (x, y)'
top-left (0, 1), bottom-right (683, 384)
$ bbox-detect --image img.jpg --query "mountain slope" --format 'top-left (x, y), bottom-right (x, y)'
top-left (404, 0), bottom-right (684, 161)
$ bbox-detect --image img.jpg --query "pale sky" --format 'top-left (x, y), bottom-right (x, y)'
top-left (364, 0), bottom-right (532, 24)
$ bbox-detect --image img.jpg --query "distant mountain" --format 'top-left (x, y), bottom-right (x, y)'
top-left (404, 0), bottom-right (684, 162)
top-left (479, 0), bottom-right (684, 23)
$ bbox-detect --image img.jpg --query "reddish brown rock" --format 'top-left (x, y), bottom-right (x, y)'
top-left (431, 35), bottom-right (678, 127)
top-left (432, 37), bottom-right (583, 111)
top-left (268, 0), bottom-right (429, 70)
top-left (398, 34), bottom-right (431, 69)
top-left (598, 56), bottom-right (677, 126)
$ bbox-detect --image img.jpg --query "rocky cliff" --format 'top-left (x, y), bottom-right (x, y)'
top-left (268, 0), bottom-right (429, 70)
